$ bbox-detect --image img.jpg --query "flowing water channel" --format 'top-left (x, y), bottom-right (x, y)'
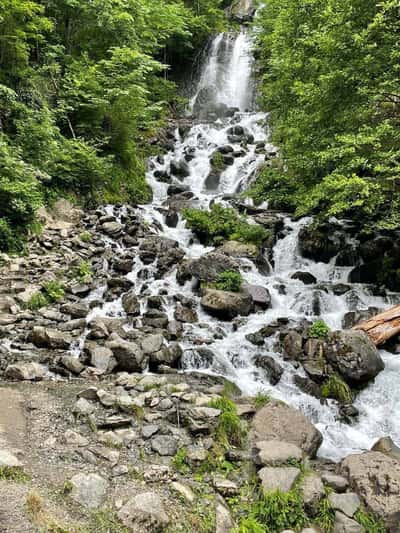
top-left (79, 30), bottom-right (400, 462)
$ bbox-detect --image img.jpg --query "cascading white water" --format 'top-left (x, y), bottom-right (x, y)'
top-left (77, 30), bottom-right (400, 461)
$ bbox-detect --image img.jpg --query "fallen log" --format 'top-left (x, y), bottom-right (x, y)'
top-left (353, 303), bottom-right (400, 346)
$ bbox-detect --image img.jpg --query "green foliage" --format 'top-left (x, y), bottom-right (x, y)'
top-left (209, 396), bottom-right (246, 448)
top-left (315, 496), bottom-right (335, 533)
top-left (26, 292), bottom-right (49, 311)
top-left (42, 280), bottom-right (65, 303)
top-left (308, 320), bottom-right (330, 339)
top-left (252, 0), bottom-right (400, 229)
top-left (321, 374), bottom-right (353, 404)
top-left (79, 232), bottom-right (92, 243)
top-left (0, 466), bottom-right (31, 482)
top-left (214, 270), bottom-right (243, 292)
top-left (253, 392), bottom-right (271, 409)
top-left (0, 0), bottom-right (228, 251)
top-left (73, 261), bottom-right (92, 282)
top-left (354, 509), bottom-right (386, 533)
top-left (173, 447), bottom-right (190, 474)
top-left (233, 517), bottom-right (266, 533)
top-left (183, 204), bottom-right (267, 246)
top-left (83, 509), bottom-right (130, 533)
top-left (211, 151), bottom-right (226, 171)
top-left (250, 489), bottom-right (307, 532)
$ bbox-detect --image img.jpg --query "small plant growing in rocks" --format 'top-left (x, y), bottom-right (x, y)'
top-left (26, 292), bottom-right (49, 311)
top-left (354, 509), bottom-right (386, 533)
top-left (214, 270), bottom-right (243, 292)
top-left (79, 231), bottom-right (92, 242)
top-left (42, 280), bottom-right (65, 303)
top-left (173, 447), bottom-right (190, 474)
top-left (315, 494), bottom-right (335, 532)
top-left (321, 374), bottom-right (353, 404)
top-left (253, 392), bottom-right (270, 409)
top-left (209, 396), bottom-right (246, 448)
top-left (0, 466), bottom-right (30, 482)
top-left (308, 319), bottom-right (330, 339)
top-left (73, 260), bottom-right (92, 282)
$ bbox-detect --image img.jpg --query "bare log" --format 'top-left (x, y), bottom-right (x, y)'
top-left (353, 304), bottom-right (400, 346)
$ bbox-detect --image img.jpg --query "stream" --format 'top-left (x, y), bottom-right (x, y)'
top-left (77, 30), bottom-right (400, 462)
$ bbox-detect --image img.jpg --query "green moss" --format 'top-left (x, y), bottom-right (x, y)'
top-left (251, 488), bottom-right (307, 532)
top-left (83, 509), bottom-right (130, 533)
top-left (321, 374), bottom-right (353, 404)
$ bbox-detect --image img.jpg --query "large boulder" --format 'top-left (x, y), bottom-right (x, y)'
top-left (341, 451), bottom-right (400, 531)
top-left (299, 224), bottom-right (344, 263)
top-left (252, 400), bottom-right (323, 457)
top-left (30, 326), bottom-right (72, 349)
top-left (139, 236), bottom-right (184, 274)
top-left (187, 252), bottom-right (240, 283)
top-left (5, 362), bottom-right (46, 381)
top-left (201, 288), bottom-right (253, 320)
top-left (323, 330), bottom-right (384, 384)
top-left (243, 283), bottom-right (271, 310)
top-left (106, 333), bottom-right (147, 372)
top-left (69, 473), bottom-right (108, 509)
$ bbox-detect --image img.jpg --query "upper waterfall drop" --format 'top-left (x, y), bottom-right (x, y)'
top-left (190, 31), bottom-right (254, 114)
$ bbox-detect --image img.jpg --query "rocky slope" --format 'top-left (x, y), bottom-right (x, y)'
top-left (0, 201), bottom-right (399, 532)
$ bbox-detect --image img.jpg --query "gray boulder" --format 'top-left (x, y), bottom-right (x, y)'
top-left (121, 291), bottom-right (140, 316)
top-left (118, 492), bottom-right (169, 532)
top-left (30, 326), bottom-right (72, 349)
top-left (252, 401), bottom-right (322, 457)
top-left (187, 252), bottom-right (239, 282)
top-left (5, 362), bottom-right (46, 381)
top-left (106, 333), bottom-right (147, 372)
top-left (258, 466), bottom-right (301, 493)
top-left (69, 473), bottom-right (108, 509)
top-left (201, 288), bottom-right (253, 320)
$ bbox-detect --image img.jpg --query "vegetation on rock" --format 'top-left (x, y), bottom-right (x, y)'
top-left (214, 270), bottom-right (243, 292)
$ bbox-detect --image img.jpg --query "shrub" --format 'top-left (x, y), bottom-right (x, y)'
top-left (182, 204), bottom-right (267, 246)
top-left (321, 374), bottom-right (353, 404)
top-left (209, 397), bottom-right (245, 448)
top-left (73, 260), bottom-right (92, 282)
top-left (26, 292), bottom-right (49, 311)
top-left (354, 509), bottom-right (386, 533)
top-left (233, 517), bottom-right (266, 533)
top-left (211, 151), bottom-right (226, 171)
top-left (308, 319), bottom-right (330, 339)
top-left (251, 489), bottom-right (307, 531)
top-left (173, 448), bottom-right (190, 474)
top-left (79, 231), bottom-right (92, 242)
top-left (214, 270), bottom-right (243, 292)
top-left (42, 280), bottom-right (65, 303)
top-left (253, 392), bottom-right (270, 409)
top-left (315, 496), bottom-right (335, 533)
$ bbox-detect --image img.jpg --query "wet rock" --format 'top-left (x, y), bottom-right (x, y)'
top-left (187, 252), bottom-right (240, 282)
top-left (299, 224), bottom-right (344, 263)
top-left (106, 333), bottom-right (147, 372)
top-left (141, 334), bottom-right (164, 355)
top-left (328, 492), bottom-right (361, 518)
top-left (342, 308), bottom-right (380, 329)
top-left (69, 473), bottom-right (108, 509)
top-left (61, 302), bottom-right (89, 318)
top-left (205, 170), bottom-right (221, 190)
top-left (254, 440), bottom-right (303, 466)
top-left (170, 159), bottom-right (190, 178)
top-left (243, 283), bottom-right (271, 310)
top-left (201, 288), bottom-right (253, 320)
top-left (118, 492), bottom-right (169, 532)
top-left (283, 331), bottom-right (304, 360)
top-left (341, 451), bottom-right (400, 530)
top-left (165, 210), bottom-right (179, 227)
top-left (258, 466), bottom-right (301, 493)
top-left (5, 362), bottom-right (46, 381)
top-left (30, 326), bottom-right (72, 349)
top-left (324, 330), bottom-right (384, 384)
top-left (252, 401), bottom-right (323, 457)
top-left (254, 355), bottom-right (283, 385)
top-left (291, 271), bottom-right (317, 285)
top-left (121, 291), bottom-right (140, 316)
top-left (101, 221), bottom-right (123, 237)
top-left (174, 303), bottom-right (198, 323)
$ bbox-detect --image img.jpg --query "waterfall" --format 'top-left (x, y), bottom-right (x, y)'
top-left (78, 30), bottom-right (400, 462)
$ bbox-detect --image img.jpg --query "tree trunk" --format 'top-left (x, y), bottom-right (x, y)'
top-left (353, 304), bottom-right (400, 346)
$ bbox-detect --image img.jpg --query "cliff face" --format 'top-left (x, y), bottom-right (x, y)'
top-left (229, 0), bottom-right (255, 21)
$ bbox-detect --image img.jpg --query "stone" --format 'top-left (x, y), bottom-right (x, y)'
top-left (51, 199), bottom-right (82, 224)
top-left (187, 252), bottom-right (239, 282)
top-left (252, 401), bottom-right (323, 457)
top-left (140, 334), bottom-right (164, 355)
top-left (213, 475), bottom-right (239, 496)
top-left (328, 492), bottom-right (361, 518)
top-left (258, 466), bottom-right (301, 493)
top-left (5, 362), bottom-right (46, 381)
top-left (371, 436), bottom-right (400, 462)
top-left (0, 449), bottom-right (22, 468)
top-left (106, 333), bottom-right (147, 372)
top-left (216, 503), bottom-right (235, 533)
top-left (30, 326), bottom-right (72, 349)
top-left (243, 283), bottom-right (271, 310)
top-left (142, 425), bottom-right (160, 439)
top-left (60, 356), bottom-right (85, 375)
top-left (201, 288), bottom-right (253, 320)
top-left (73, 397), bottom-right (95, 416)
top-left (301, 473), bottom-right (325, 516)
top-left (254, 355), bottom-right (283, 385)
top-left (174, 303), bottom-right (198, 323)
top-left (255, 440), bottom-right (303, 466)
top-left (171, 482), bottom-right (195, 503)
top-left (101, 221), bottom-right (123, 237)
top-left (69, 473), bottom-right (108, 509)
top-left (341, 451), bottom-right (400, 530)
top-left (324, 330), bottom-right (384, 384)
top-left (61, 302), bottom-right (89, 318)
top-left (151, 435), bottom-right (178, 456)
top-left (88, 345), bottom-right (115, 372)
top-left (321, 473), bottom-right (349, 493)
top-left (63, 430), bottom-right (89, 447)
top-left (333, 512), bottom-right (364, 533)
top-left (291, 271), bottom-right (317, 285)
top-left (283, 331), bottom-right (304, 360)
top-left (118, 492), bottom-right (169, 532)
top-left (121, 290), bottom-right (140, 316)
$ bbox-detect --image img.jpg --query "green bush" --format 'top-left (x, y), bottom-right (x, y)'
top-left (233, 517), bottom-right (266, 533)
top-left (209, 396), bottom-right (245, 448)
top-left (183, 204), bottom-right (267, 246)
top-left (73, 261), bottom-right (92, 282)
top-left (315, 496), bottom-right (335, 533)
top-left (253, 392), bottom-right (270, 409)
top-left (308, 320), bottom-right (330, 339)
top-left (26, 292), bottom-right (49, 311)
top-left (42, 280), bottom-right (65, 303)
top-left (354, 509), bottom-right (386, 533)
top-left (251, 489), bottom-right (307, 532)
top-left (321, 374), bottom-right (353, 404)
top-left (214, 270), bottom-right (243, 292)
